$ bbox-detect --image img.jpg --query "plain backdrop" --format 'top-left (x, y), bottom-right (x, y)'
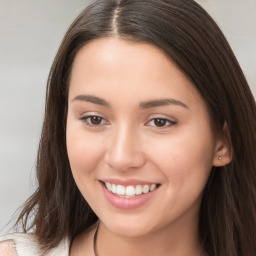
top-left (0, 0), bottom-right (255, 235)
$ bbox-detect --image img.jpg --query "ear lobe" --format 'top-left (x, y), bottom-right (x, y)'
top-left (212, 123), bottom-right (233, 167)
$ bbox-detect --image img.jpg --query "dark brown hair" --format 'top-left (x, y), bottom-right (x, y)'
top-left (16, 0), bottom-right (256, 255)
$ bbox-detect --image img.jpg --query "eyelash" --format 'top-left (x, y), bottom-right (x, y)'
top-left (80, 115), bottom-right (108, 127)
top-left (80, 115), bottom-right (177, 129)
top-left (145, 118), bottom-right (177, 128)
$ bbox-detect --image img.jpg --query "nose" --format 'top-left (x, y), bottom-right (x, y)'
top-left (104, 124), bottom-right (145, 171)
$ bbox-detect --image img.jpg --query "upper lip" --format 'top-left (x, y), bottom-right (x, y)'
top-left (100, 178), bottom-right (160, 186)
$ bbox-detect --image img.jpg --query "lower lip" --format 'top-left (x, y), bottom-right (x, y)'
top-left (100, 182), bottom-right (159, 210)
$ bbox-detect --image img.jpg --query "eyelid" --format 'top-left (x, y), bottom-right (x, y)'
top-left (79, 113), bottom-right (109, 127)
top-left (145, 115), bottom-right (177, 128)
top-left (78, 112), bottom-right (177, 129)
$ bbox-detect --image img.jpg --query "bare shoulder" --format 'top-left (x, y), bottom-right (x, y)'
top-left (0, 239), bottom-right (18, 256)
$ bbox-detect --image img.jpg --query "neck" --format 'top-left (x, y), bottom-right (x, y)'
top-left (95, 218), bottom-right (204, 256)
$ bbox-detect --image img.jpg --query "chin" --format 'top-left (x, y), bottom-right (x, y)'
top-left (100, 213), bottom-right (160, 238)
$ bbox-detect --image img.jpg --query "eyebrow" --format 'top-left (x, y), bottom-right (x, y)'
top-left (140, 98), bottom-right (189, 109)
top-left (72, 94), bottom-right (189, 109)
top-left (72, 95), bottom-right (110, 107)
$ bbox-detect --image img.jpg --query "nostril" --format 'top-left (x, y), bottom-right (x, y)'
top-left (104, 133), bottom-right (145, 171)
top-left (105, 154), bottom-right (145, 172)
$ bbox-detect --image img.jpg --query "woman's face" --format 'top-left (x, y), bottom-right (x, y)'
top-left (66, 37), bottom-right (226, 237)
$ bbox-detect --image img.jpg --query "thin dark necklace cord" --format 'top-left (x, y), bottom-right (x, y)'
top-left (93, 222), bottom-right (99, 256)
top-left (92, 223), bottom-right (208, 256)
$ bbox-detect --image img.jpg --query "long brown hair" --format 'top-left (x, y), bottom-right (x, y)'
top-left (16, 0), bottom-right (256, 255)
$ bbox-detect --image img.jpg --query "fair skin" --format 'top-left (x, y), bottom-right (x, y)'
top-left (67, 37), bottom-right (231, 256)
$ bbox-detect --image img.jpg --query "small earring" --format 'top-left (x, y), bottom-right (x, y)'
top-left (218, 156), bottom-right (222, 160)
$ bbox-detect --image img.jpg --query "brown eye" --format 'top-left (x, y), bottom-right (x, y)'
top-left (153, 118), bottom-right (168, 127)
top-left (89, 116), bottom-right (103, 125)
top-left (81, 115), bottom-right (107, 126)
top-left (146, 118), bottom-right (177, 128)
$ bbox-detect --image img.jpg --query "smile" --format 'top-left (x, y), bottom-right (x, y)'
top-left (103, 182), bottom-right (158, 198)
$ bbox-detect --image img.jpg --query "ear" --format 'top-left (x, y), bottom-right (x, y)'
top-left (212, 122), bottom-right (233, 167)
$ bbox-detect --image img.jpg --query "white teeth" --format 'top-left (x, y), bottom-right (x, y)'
top-left (135, 185), bottom-right (143, 195)
top-left (105, 182), bottom-right (112, 191)
top-left (116, 185), bottom-right (125, 195)
top-left (142, 185), bottom-right (150, 193)
top-left (150, 184), bottom-right (156, 191)
top-left (126, 186), bottom-right (135, 196)
top-left (112, 184), bottom-right (117, 194)
top-left (104, 182), bottom-right (158, 197)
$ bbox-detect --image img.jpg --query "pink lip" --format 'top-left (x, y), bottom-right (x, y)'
top-left (100, 181), bottom-right (159, 210)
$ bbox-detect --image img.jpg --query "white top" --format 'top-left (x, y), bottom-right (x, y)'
top-left (0, 233), bottom-right (70, 256)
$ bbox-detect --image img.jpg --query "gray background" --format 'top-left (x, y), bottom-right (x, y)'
top-left (0, 0), bottom-right (255, 235)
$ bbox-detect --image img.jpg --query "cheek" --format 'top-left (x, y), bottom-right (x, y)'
top-left (66, 122), bottom-right (104, 180)
top-left (66, 125), bottom-right (106, 208)
top-left (150, 129), bottom-right (215, 218)
top-left (148, 125), bottom-right (215, 191)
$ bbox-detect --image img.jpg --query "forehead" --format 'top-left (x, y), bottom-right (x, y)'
top-left (68, 37), bottom-right (206, 112)
top-left (70, 37), bottom-right (183, 81)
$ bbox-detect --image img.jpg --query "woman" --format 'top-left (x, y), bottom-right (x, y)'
top-left (0, 0), bottom-right (255, 255)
